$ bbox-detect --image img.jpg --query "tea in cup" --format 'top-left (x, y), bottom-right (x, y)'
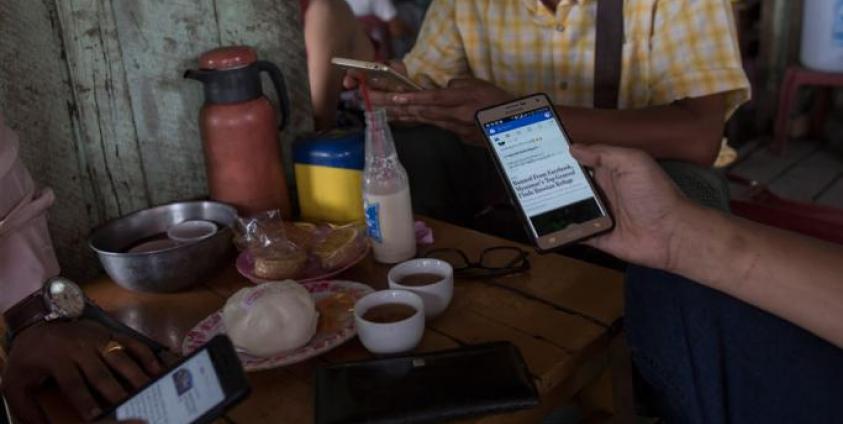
top-left (354, 290), bottom-right (424, 354)
top-left (388, 258), bottom-right (453, 319)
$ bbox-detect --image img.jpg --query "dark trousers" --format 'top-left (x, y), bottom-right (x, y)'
top-left (627, 266), bottom-right (843, 423)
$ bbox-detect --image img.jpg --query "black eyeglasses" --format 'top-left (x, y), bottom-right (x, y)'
top-left (422, 246), bottom-right (530, 279)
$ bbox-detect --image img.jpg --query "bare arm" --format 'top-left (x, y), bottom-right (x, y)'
top-left (304, 0), bottom-right (374, 129)
top-left (571, 144), bottom-right (843, 350)
top-left (669, 203), bottom-right (843, 349)
top-left (558, 93), bottom-right (726, 166)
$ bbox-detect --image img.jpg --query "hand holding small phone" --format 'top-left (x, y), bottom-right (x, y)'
top-left (106, 335), bottom-right (249, 424)
top-left (333, 58), bottom-right (420, 92)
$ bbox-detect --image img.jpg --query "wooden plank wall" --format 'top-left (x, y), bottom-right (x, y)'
top-left (0, 0), bottom-right (313, 281)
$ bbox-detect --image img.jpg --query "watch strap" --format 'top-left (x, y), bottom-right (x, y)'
top-left (3, 290), bottom-right (49, 338)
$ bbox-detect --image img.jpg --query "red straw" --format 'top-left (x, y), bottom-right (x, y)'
top-left (358, 77), bottom-right (384, 155)
top-left (359, 77), bottom-right (373, 113)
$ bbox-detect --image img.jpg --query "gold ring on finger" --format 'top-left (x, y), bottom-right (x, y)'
top-left (102, 340), bottom-right (125, 355)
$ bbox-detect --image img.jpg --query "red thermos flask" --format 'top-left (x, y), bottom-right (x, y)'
top-left (185, 46), bottom-right (292, 217)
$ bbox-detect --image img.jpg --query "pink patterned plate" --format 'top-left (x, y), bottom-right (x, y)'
top-left (236, 244), bottom-right (370, 285)
top-left (182, 280), bottom-right (373, 371)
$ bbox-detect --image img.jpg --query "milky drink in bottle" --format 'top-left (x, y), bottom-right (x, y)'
top-left (362, 109), bottom-right (416, 263)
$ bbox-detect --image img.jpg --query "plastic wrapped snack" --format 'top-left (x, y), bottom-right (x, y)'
top-left (253, 243), bottom-right (308, 280)
top-left (235, 210), bottom-right (308, 280)
top-left (236, 211), bottom-right (370, 280)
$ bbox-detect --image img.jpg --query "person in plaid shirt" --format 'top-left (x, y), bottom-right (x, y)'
top-left (349, 0), bottom-right (749, 166)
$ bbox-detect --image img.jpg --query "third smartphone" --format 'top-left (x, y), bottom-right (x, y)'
top-left (475, 93), bottom-right (613, 251)
top-left (331, 57), bottom-right (422, 92)
top-left (107, 335), bottom-right (249, 424)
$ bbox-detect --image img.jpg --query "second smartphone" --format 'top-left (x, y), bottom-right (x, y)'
top-left (475, 93), bottom-right (613, 251)
top-left (106, 335), bottom-right (250, 424)
top-left (330, 57), bottom-right (422, 92)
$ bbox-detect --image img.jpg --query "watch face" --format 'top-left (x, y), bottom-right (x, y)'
top-left (46, 278), bottom-right (85, 318)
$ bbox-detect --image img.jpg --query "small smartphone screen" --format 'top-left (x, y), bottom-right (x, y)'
top-left (116, 350), bottom-right (225, 424)
top-left (484, 106), bottom-right (607, 237)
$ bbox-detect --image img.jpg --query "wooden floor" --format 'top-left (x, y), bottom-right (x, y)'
top-left (728, 137), bottom-right (843, 208)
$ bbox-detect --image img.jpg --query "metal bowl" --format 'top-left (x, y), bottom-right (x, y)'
top-left (89, 201), bottom-right (237, 293)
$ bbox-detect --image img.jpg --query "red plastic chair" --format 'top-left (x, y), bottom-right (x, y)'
top-left (729, 175), bottom-right (843, 245)
top-left (772, 66), bottom-right (843, 154)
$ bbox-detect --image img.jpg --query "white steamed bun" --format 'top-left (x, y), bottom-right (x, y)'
top-left (222, 280), bottom-right (319, 357)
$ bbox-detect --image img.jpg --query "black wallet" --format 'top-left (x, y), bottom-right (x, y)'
top-left (315, 342), bottom-right (539, 424)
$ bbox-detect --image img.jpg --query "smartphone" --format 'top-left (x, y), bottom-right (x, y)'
top-left (475, 93), bottom-right (613, 251)
top-left (315, 342), bottom-right (538, 424)
top-left (0, 395), bottom-right (11, 424)
top-left (107, 335), bottom-right (250, 424)
top-left (331, 57), bottom-right (422, 91)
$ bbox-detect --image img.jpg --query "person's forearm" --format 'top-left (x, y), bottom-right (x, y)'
top-left (668, 204), bottom-right (843, 348)
top-left (556, 94), bottom-right (725, 166)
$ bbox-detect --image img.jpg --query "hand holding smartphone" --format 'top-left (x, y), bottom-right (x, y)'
top-left (107, 335), bottom-right (249, 424)
top-left (476, 94), bottom-right (613, 250)
top-left (331, 57), bottom-right (422, 92)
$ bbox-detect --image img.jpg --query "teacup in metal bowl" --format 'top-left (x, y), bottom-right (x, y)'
top-left (89, 201), bottom-right (237, 293)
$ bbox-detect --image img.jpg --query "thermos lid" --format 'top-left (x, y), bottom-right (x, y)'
top-left (199, 46), bottom-right (257, 70)
top-left (293, 130), bottom-right (365, 170)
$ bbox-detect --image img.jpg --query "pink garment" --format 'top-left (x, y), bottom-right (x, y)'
top-left (0, 113), bottom-right (59, 313)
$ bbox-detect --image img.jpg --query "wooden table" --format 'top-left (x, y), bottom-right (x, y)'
top-left (42, 218), bottom-right (625, 423)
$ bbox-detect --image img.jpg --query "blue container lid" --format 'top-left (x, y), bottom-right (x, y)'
top-left (293, 129), bottom-right (364, 170)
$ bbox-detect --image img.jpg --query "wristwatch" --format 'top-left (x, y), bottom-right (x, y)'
top-left (3, 276), bottom-right (87, 341)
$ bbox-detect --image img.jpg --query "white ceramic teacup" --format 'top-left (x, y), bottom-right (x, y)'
top-left (166, 220), bottom-right (218, 244)
top-left (354, 290), bottom-right (425, 354)
top-left (388, 258), bottom-right (453, 319)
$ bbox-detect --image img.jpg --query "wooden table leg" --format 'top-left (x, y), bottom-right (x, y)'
top-left (609, 334), bottom-right (636, 424)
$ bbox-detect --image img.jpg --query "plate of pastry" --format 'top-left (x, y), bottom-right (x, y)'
top-left (183, 279), bottom-right (373, 371)
top-left (236, 222), bottom-right (370, 284)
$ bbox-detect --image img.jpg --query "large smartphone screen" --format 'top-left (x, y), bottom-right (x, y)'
top-left (116, 350), bottom-right (225, 424)
top-left (484, 106), bottom-right (607, 237)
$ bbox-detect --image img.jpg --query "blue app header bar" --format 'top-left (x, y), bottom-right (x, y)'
top-left (484, 107), bottom-right (553, 135)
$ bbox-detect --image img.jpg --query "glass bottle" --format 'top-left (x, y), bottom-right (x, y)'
top-left (362, 109), bottom-right (416, 263)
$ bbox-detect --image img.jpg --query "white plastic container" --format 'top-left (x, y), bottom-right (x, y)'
top-left (801, 0), bottom-right (843, 72)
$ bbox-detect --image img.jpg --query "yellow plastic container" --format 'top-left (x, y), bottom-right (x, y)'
top-left (293, 130), bottom-right (364, 224)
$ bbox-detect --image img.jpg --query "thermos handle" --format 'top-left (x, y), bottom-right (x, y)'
top-left (256, 61), bottom-right (291, 130)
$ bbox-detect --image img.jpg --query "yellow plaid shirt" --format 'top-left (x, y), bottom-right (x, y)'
top-left (403, 0), bottom-right (750, 118)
